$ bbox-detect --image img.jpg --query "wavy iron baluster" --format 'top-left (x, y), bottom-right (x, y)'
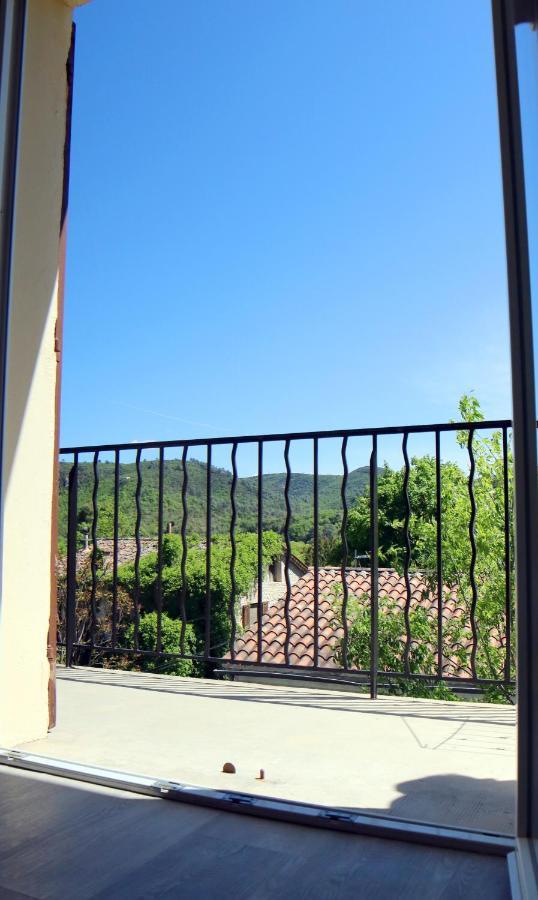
top-left (229, 443), bottom-right (238, 659)
top-left (503, 426), bottom-right (512, 683)
top-left (370, 435), bottom-right (379, 698)
top-left (313, 438), bottom-right (319, 668)
top-left (133, 449), bottom-right (142, 650)
top-left (468, 428), bottom-right (478, 680)
top-left (340, 436), bottom-right (349, 669)
top-left (402, 433), bottom-right (412, 676)
top-left (156, 446), bottom-right (164, 654)
top-left (180, 445), bottom-right (189, 656)
top-left (284, 440), bottom-right (292, 666)
top-left (111, 449), bottom-right (120, 649)
top-left (205, 444), bottom-right (212, 661)
top-left (90, 450), bottom-right (99, 652)
top-left (435, 430), bottom-right (443, 680)
top-left (65, 452), bottom-right (79, 666)
top-left (257, 441), bottom-right (263, 663)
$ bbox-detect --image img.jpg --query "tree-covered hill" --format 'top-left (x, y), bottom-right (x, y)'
top-left (58, 459), bottom-right (370, 545)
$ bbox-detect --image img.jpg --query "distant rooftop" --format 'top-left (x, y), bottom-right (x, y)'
top-left (230, 567), bottom-right (471, 675)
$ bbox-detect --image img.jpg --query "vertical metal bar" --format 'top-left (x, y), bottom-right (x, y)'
top-left (133, 448), bottom-right (142, 650)
top-left (205, 444), bottom-right (212, 661)
top-left (492, 0), bottom-right (538, 840)
top-left (65, 452), bottom-right (78, 666)
top-left (257, 440), bottom-right (263, 663)
top-left (402, 433), bottom-right (412, 677)
top-left (89, 451), bottom-right (99, 653)
top-left (435, 430), bottom-right (443, 681)
top-left (180, 445), bottom-right (189, 656)
top-left (370, 435), bottom-right (379, 699)
top-left (503, 425), bottom-right (512, 683)
top-left (112, 450), bottom-right (120, 650)
top-left (229, 442), bottom-right (238, 660)
top-left (313, 437), bottom-right (319, 669)
top-left (340, 436), bottom-right (349, 670)
top-left (467, 428), bottom-right (478, 681)
top-left (283, 439), bottom-right (292, 666)
top-left (155, 446), bottom-right (164, 654)
top-left (111, 448), bottom-right (119, 649)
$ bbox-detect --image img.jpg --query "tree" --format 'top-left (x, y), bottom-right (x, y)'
top-left (115, 530), bottom-right (283, 658)
top-left (58, 529), bottom-right (283, 673)
top-left (124, 612), bottom-right (196, 676)
top-left (56, 550), bottom-right (133, 664)
top-left (332, 396), bottom-right (514, 701)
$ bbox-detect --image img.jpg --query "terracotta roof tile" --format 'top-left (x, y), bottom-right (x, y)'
top-left (226, 567), bottom-right (495, 678)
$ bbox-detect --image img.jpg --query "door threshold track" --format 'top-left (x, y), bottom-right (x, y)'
top-left (0, 747), bottom-right (514, 857)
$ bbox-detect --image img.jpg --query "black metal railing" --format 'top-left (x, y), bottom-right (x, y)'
top-left (58, 419), bottom-right (515, 697)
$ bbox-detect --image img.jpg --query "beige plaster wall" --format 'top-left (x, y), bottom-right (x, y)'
top-left (0, 0), bottom-right (73, 745)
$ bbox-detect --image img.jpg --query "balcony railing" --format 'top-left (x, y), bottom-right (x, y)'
top-left (57, 419), bottom-right (515, 698)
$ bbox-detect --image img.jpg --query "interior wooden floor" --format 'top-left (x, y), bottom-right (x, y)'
top-left (0, 767), bottom-right (511, 899)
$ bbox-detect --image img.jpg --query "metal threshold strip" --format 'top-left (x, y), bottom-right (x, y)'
top-left (507, 837), bottom-right (538, 900)
top-left (0, 748), bottom-right (514, 858)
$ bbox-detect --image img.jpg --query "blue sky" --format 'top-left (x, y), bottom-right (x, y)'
top-left (63, 0), bottom-right (512, 473)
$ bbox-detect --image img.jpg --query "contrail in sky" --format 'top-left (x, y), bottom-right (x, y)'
top-left (111, 400), bottom-right (218, 430)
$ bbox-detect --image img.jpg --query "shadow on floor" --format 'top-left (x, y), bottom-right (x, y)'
top-left (0, 767), bottom-right (512, 900)
top-left (57, 667), bottom-right (516, 727)
top-left (352, 772), bottom-right (516, 835)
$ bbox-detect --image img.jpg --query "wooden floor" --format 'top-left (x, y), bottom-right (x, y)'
top-left (0, 768), bottom-right (511, 899)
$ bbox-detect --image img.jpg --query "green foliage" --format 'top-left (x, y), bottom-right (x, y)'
top-left (124, 612), bottom-right (196, 676)
top-left (334, 591), bottom-right (436, 674)
top-left (57, 458), bottom-right (370, 547)
top-left (333, 395), bottom-right (515, 701)
top-left (290, 540), bottom-right (312, 564)
top-left (116, 530), bottom-right (283, 656)
top-left (332, 589), bottom-right (462, 700)
top-left (336, 456), bottom-right (469, 571)
top-left (387, 679), bottom-right (459, 701)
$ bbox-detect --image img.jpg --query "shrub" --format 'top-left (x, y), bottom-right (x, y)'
top-left (124, 612), bottom-right (196, 676)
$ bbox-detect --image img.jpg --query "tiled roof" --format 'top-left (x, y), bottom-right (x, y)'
top-left (56, 539), bottom-right (158, 577)
top-left (93, 539), bottom-right (158, 567)
top-left (287, 554), bottom-right (309, 574)
top-left (230, 567), bottom-right (473, 676)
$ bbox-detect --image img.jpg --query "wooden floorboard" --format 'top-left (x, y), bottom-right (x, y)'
top-left (0, 768), bottom-right (511, 899)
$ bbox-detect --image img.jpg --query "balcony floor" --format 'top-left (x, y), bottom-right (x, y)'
top-left (17, 666), bottom-right (516, 835)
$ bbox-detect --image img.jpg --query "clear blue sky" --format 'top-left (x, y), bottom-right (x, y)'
top-left (62, 0), bottom-right (512, 473)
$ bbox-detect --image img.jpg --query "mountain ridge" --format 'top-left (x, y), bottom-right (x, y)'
top-left (58, 459), bottom-right (371, 544)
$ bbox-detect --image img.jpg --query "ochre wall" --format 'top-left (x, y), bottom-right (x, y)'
top-left (0, 0), bottom-right (73, 745)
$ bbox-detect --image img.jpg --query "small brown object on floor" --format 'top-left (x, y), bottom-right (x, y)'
top-left (222, 762), bottom-right (236, 774)
top-left (257, 769), bottom-right (265, 780)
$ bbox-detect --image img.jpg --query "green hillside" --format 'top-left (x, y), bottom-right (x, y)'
top-left (58, 459), bottom-right (370, 545)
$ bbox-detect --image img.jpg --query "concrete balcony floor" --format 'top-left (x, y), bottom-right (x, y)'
top-left (17, 666), bottom-right (516, 835)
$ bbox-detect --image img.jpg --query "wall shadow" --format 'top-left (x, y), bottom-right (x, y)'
top-left (346, 772), bottom-right (516, 835)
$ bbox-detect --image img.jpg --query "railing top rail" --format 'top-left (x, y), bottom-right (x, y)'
top-left (59, 419), bottom-right (513, 456)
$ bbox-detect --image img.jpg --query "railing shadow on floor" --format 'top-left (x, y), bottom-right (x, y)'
top-left (56, 666), bottom-right (516, 727)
